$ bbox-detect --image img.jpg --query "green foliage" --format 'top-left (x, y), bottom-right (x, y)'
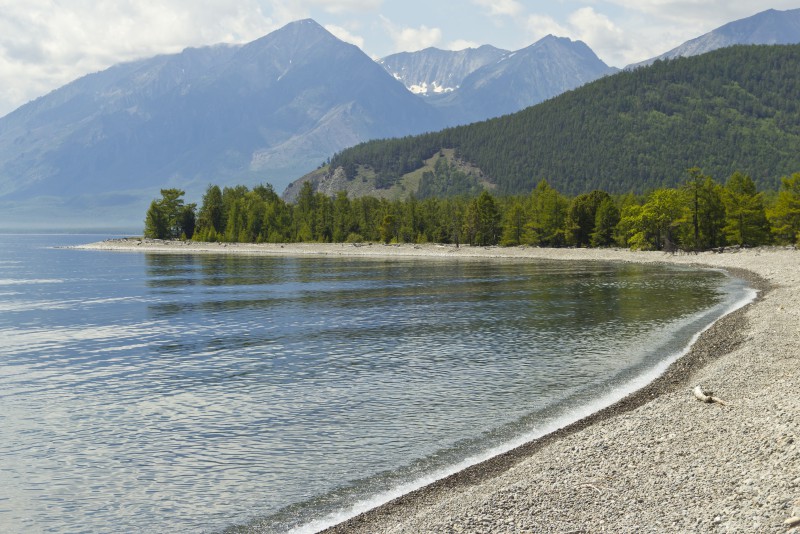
top-left (327, 45), bottom-right (800, 195)
top-left (144, 200), bottom-right (168, 239)
top-left (565, 191), bottom-right (612, 247)
top-left (620, 188), bottom-right (684, 251)
top-left (525, 180), bottom-right (568, 247)
top-left (417, 157), bottom-right (483, 199)
top-left (678, 169), bottom-right (726, 251)
top-left (464, 191), bottom-right (501, 246)
top-left (722, 172), bottom-right (770, 246)
top-left (590, 197), bottom-right (620, 248)
top-left (144, 189), bottom-right (195, 239)
top-left (146, 164), bottom-right (793, 252)
top-left (196, 185), bottom-right (223, 237)
top-left (768, 172), bottom-right (800, 244)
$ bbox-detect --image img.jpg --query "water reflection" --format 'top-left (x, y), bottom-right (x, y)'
top-left (0, 239), bottom-right (746, 534)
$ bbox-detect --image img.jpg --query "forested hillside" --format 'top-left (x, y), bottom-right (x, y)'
top-left (323, 45), bottom-right (800, 196)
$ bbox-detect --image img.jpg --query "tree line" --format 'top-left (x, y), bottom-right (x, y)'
top-left (145, 168), bottom-right (800, 250)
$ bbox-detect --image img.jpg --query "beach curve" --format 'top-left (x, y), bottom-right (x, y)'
top-left (76, 239), bottom-right (800, 533)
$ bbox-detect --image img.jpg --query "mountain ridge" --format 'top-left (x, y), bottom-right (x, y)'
top-left (289, 44), bottom-right (800, 200)
top-left (0, 19), bottom-right (441, 228)
top-left (629, 7), bottom-right (800, 68)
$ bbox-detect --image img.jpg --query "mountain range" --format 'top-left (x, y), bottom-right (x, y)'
top-left (0, 8), bottom-right (799, 229)
top-left (379, 37), bottom-right (617, 124)
top-left (300, 44), bottom-right (800, 200)
top-left (0, 19), bottom-right (443, 228)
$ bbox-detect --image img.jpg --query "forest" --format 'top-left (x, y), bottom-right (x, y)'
top-left (326, 45), bottom-right (800, 196)
top-left (144, 168), bottom-right (800, 251)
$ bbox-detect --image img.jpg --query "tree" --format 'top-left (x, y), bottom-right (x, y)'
top-left (525, 179), bottom-right (567, 246)
top-left (195, 185), bottom-right (224, 240)
top-left (722, 171), bottom-right (770, 246)
top-left (621, 189), bottom-right (684, 250)
top-left (590, 196), bottom-right (620, 247)
top-left (464, 191), bottom-right (500, 246)
top-left (144, 189), bottom-right (194, 239)
top-left (332, 191), bottom-right (353, 243)
top-left (144, 200), bottom-right (168, 239)
top-left (679, 169), bottom-right (726, 250)
top-left (565, 190), bottom-right (612, 247)
top-left (179, 205), bottom-right (196, 240)
top-left (380, 212), bottom-right (399, 244)
top-left (500, 198), bottom-right (526, 246)
top-left (768, 172), bottom-right (800, 244)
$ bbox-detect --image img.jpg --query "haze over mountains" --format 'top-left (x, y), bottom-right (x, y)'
top-left (629, 7), bottom-right (800, 68)
top-left (0, 8), bottom-right (798, 229)
top-left (0, 20), bottom-right (443, 228)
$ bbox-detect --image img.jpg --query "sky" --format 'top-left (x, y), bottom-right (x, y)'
top-left (0, 1), bottom-right (797, 117)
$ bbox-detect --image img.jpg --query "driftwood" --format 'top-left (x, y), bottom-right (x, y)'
top-left (693, 385), bottom-right (728, 406)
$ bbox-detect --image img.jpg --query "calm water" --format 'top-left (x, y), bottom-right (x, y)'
top-left (0, 235), bottom-right (753, 533)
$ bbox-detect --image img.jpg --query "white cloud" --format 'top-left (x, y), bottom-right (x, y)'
top-left (600, 1), bottom-right (800, 64)
top-left (446, 39), bottom-right (481, 51)
top-left (0, 0), bottom-right (281, 116)
top-left (324, 24), bottom-right (365, 49)
top-left (526, 14), bottom-right (573, 41)
top-left (304, 0), bottom-right (382, 14)
top-left (526, 7), bottom-right (639, 67)
top-left (568, 7), bottom-right (629, 57)
top-left (473, 0), bottom-right (524, 17)
top-left (381, 17), bottom-right (442, 52)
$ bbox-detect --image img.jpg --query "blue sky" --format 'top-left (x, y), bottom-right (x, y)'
top-left (0, 1), bottom-right (797, 117)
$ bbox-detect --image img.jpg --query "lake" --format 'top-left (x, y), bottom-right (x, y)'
top-left (0, 234), bottom-right (753, 533)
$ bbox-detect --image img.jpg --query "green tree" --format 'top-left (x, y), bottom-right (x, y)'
top-left (380, 212), bottom-right (399, 243)
top-left (768, 172), bottom-right (800, 244)
top-left (525, 179), bottom-right (567, 246)
top-left (144, 189), bottom-right (193, 239)
top-left (621, 189), bottom-right (684, 250)
top-left (195, 185), bottom-right (224, 240)
top-left (465, 191), bottom-right (500, 246)
top-left (679, 172), bottom-right (726, 250)
top-left (144, 200), bottom-right (169, 239)
top-left (332, 191), bottom-right (353, 243)
top-left (565, 190), bottom-right (612, 247)
top-left (722, 171), bottom-right (770, 246)
top-left (178, 205), bottom-right (196, 240)
top-left (590, 196), bottom-right (620, 247)
top-left (500, 198), bottom-right (527, 246)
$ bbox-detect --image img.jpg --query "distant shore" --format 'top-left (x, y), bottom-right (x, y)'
top-left (78, 239), bottom-right (800, 532)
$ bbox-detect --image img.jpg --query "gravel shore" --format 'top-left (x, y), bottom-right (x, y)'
top-left (78, 240), bottom-right (800, 533)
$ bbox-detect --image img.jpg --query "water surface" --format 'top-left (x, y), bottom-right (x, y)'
top-left (0, 235), bottom-right (752, 533)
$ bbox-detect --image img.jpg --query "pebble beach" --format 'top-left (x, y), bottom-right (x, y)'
top-left (78, 239), bottom-right (800, 533)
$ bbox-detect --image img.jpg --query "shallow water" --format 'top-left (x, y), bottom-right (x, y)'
top-left (0, 235), bottom-right (751, 533)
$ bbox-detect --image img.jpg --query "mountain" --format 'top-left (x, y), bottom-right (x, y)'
top-left (431, 35), bottom-right (618, 124)
top-left (381, 36), bottom-right (618, 126)
top-left (629, 8), bottom-right (800, 68)
top-left (378, 45), bottom-right (508, 96)
top-left (0, 19), bottom-right (441, 229)
top-left (292, 45), bottom-right (800, 199)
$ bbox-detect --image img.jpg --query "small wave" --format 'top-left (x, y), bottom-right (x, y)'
top-left (0, 278), bottom-right (64, 286)
top-left (286, 280), bottom-right (757, 534)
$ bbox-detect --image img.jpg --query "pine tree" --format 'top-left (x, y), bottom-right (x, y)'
top-left (768, 172), bottom-right (800, 244)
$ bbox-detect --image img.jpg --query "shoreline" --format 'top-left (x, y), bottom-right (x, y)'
top-left (77, 239), bottom-right (800, 532)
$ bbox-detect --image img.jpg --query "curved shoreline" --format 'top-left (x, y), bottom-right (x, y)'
top-left (320, 270), bottom-right (764, 533)
top-left (77, 240), bottom-right (800, 532)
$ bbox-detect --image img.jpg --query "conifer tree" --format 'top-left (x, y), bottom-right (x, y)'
top-left (768, 172), bottom-right (800, 244)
